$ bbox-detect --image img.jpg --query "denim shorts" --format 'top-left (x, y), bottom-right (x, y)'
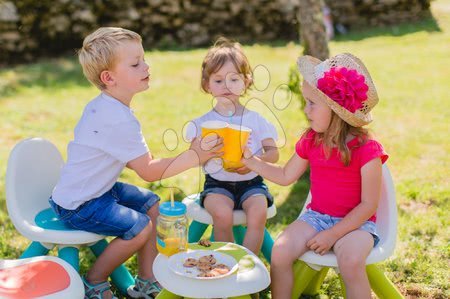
top-left (200, 175), bottom-right (274, 210)
top-left (298, 209), bottom-right (380, 247)
top-left (49, 182), bottom-right (160, 240)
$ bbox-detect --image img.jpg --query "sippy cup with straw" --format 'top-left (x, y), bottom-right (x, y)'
top-left (156, 191), bottom-right (188, 256)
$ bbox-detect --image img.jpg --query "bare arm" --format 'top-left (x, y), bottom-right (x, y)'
top-left (329, 158), bottom-right (382, 237)
top-left (258, 138), bottom-right (279, 163)
top-left (307, 158), bottom-right (382, 254)
top-left (243, 151), bottom-right (309, 186)
top-left (127, 136), bottom-right (223, 182)
top-left (234, 138), bottom-right (279, 174)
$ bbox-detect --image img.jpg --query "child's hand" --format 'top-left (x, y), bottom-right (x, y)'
top-left (306, 229), bottom-right (338, 255)
top-left (242, 147), bottom-right (253, 159)
top-left (190, 135), bottom-right (223, 164)
top-left (241, 147), bottom-right (256, 170)
top-left (234, 165), bottom-right (251, 175)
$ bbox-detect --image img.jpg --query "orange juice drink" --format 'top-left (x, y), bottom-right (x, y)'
top-left (222, 124), bottom-right (252, 170)
top-left (156, 237), bottom-right (187, 256)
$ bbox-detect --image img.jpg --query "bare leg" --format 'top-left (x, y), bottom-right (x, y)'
top-left (86, 222), bottom-right (152, 298)
top-left (137, 203), bottom-right (159, 280)
top-left (242, 195), bottom-right (267, 254)
top-left (271, 221), bottom-right (317, 299)
top-left (334, 230), bottom-right (374, 299)
top-left (204, 194), bottom-right (234, 242)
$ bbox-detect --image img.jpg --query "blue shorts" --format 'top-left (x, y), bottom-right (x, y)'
top-left (200, 175), bottom-right (273, 210)
top-left (49, 182), bottom-right (160, 240)
top-left (298, 209), bottom-right (380, 247)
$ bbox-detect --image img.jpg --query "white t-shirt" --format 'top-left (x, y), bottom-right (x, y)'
top-left (52, 93), bottom-right (149, 210)
top-left (185, 109), bottom-right (277, 182)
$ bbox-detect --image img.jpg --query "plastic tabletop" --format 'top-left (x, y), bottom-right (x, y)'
top-left (153, 242), bottom-right (270, 299)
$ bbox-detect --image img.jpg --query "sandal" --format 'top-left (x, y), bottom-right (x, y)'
top-left (127, 276), bottom-right (162, 299)
top-left (82, 276), bottom-right (118, 299)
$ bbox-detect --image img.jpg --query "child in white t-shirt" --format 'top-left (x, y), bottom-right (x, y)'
top-left (50, 27), bottom-right (222, 299)
top-left (186, 38), bottom-right (279, 254)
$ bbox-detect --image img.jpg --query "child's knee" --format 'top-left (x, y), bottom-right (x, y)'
top-left (132, 222), bottom-right (152, 243)
top-left (146, 203), bottom-right (159, 219)
top-left (212, 214), bottom-right (233, 229)
top-left (337, 252), bottom-right (366, 272)
top-left (209, 208), bottom-right (233, 225)
top-left (271, 241), bottom-right (295, 265)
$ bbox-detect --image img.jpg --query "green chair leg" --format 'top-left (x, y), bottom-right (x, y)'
top-left (291, 260), bottom-right (319, 299)
top-left (89, 239), bottom-right (134, 295)
top-left (188, 220), bottom-right (209, 242)
top-left (58, 246), bottom-right (80, 272)
top-left (261, 228), bottom-right (274, 263)
top-left (20, 241), bottom-right (51, 258)
top-left (233, 225), bottom-right (247, 245)
top-left (230, 295), bottom-right (252, 299)
top-left (366, 264), bottom-right (404, 299)
top-left (303, 267), bottom-right (329, 295)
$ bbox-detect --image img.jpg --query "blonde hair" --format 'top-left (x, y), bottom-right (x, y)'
top-left (201, 37), bottom-right (253, 93)
top-left (78, 27), bottom-right (142, 90)
top-left (305, 111), bottom-right (371, 166)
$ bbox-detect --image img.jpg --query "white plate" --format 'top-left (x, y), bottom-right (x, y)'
top-left (168, 250), bottom-right (238, 280)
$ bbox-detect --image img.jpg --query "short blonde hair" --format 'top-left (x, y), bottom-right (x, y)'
top-left (201, 37), bottom-right (253, 93)
top-left (78, 27), bottom-right (142, 90)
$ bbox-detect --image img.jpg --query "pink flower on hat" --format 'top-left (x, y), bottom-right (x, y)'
top-left (317, 67), bottom-right (369, 113)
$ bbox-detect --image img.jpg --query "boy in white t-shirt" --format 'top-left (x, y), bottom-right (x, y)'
top-left (50, 27), bottom-right (222, 299)
top-left (185, 38), bottom-right (279, 254)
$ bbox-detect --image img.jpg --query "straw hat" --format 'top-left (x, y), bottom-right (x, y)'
top-left (297, 53), bottom-right (379, 127)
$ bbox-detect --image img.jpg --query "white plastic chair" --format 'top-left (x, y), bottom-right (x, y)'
top-left (182, 193), bottom-right (276, 261)
top-left (0, 256), bottom-right (84, 298)
top-left (5, 138), bottom-right (133, 295)
top-left (292, 164), bottom-right (404, 298)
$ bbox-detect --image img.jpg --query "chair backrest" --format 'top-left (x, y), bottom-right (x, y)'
top-left (300, 164), bottom-right (397, 255)
top-left (5, 138), bottom-right (64, 235)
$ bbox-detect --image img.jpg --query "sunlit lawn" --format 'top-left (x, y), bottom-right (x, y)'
top-left (1, 1), bottom-right (449, 298)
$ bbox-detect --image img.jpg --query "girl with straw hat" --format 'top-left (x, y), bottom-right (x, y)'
top-left (243, 53), bottom-right (389, 299)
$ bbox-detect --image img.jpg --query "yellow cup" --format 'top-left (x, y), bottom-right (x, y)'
top-left (222, 124), bottom-right (252, 171)
top-left (201, 121), bottom-right (251, 171)
top-left (201, 121), bottom-right (228, 146)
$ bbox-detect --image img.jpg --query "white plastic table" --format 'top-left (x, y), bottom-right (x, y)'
top-left (153, 242), bottom-right (270, 299)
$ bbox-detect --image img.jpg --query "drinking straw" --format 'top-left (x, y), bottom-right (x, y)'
top-left (228, 111), bottom-right (233, 125)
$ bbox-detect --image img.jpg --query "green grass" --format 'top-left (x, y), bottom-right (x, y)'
top-left (1, 1), bottom-right (449, 298)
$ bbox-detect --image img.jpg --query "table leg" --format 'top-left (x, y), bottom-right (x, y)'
top-left (154, 289), bottom-right (182, 299)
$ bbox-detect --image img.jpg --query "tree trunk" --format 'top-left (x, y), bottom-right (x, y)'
top-left (298, 0), bottom-right (329, 60)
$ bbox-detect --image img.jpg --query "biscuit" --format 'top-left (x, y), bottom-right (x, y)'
top-left (199, 254), bottom-right (216, 265)
top-left (211, 267), bottom-right (229, 275)
top-left (183, 258), bottom-right (198, 267)
top-left (198, 239), bottom-right (212, 247)
top-left (214, 263), bottom-right (230, 270)
top-left (197, 271), bottom-right (215, 277)
top-left (197, 262), bottom-right (213, 272)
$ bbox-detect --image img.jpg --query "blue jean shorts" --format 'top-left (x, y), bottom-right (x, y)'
top-left (298, 209), bottom-right (380, 247)
top-left (49, 182), bottom-right (160, 240)
top-left (200, 175), bottom-right (274, 210)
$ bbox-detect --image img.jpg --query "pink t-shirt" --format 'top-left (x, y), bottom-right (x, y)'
top-left (295, 131), bottom-right (388, 222)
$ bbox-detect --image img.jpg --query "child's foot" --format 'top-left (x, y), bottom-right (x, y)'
top-left (127, 276), bottom-right (162, 299)
top-left (82, 276), bottom-right (117, 299)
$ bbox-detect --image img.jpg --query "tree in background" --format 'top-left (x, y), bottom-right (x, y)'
top-left (297, 0), bottom-right (329, 60)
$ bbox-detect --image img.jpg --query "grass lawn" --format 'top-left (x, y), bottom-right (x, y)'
top-left (0, 1), bottom-right (449, 298)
